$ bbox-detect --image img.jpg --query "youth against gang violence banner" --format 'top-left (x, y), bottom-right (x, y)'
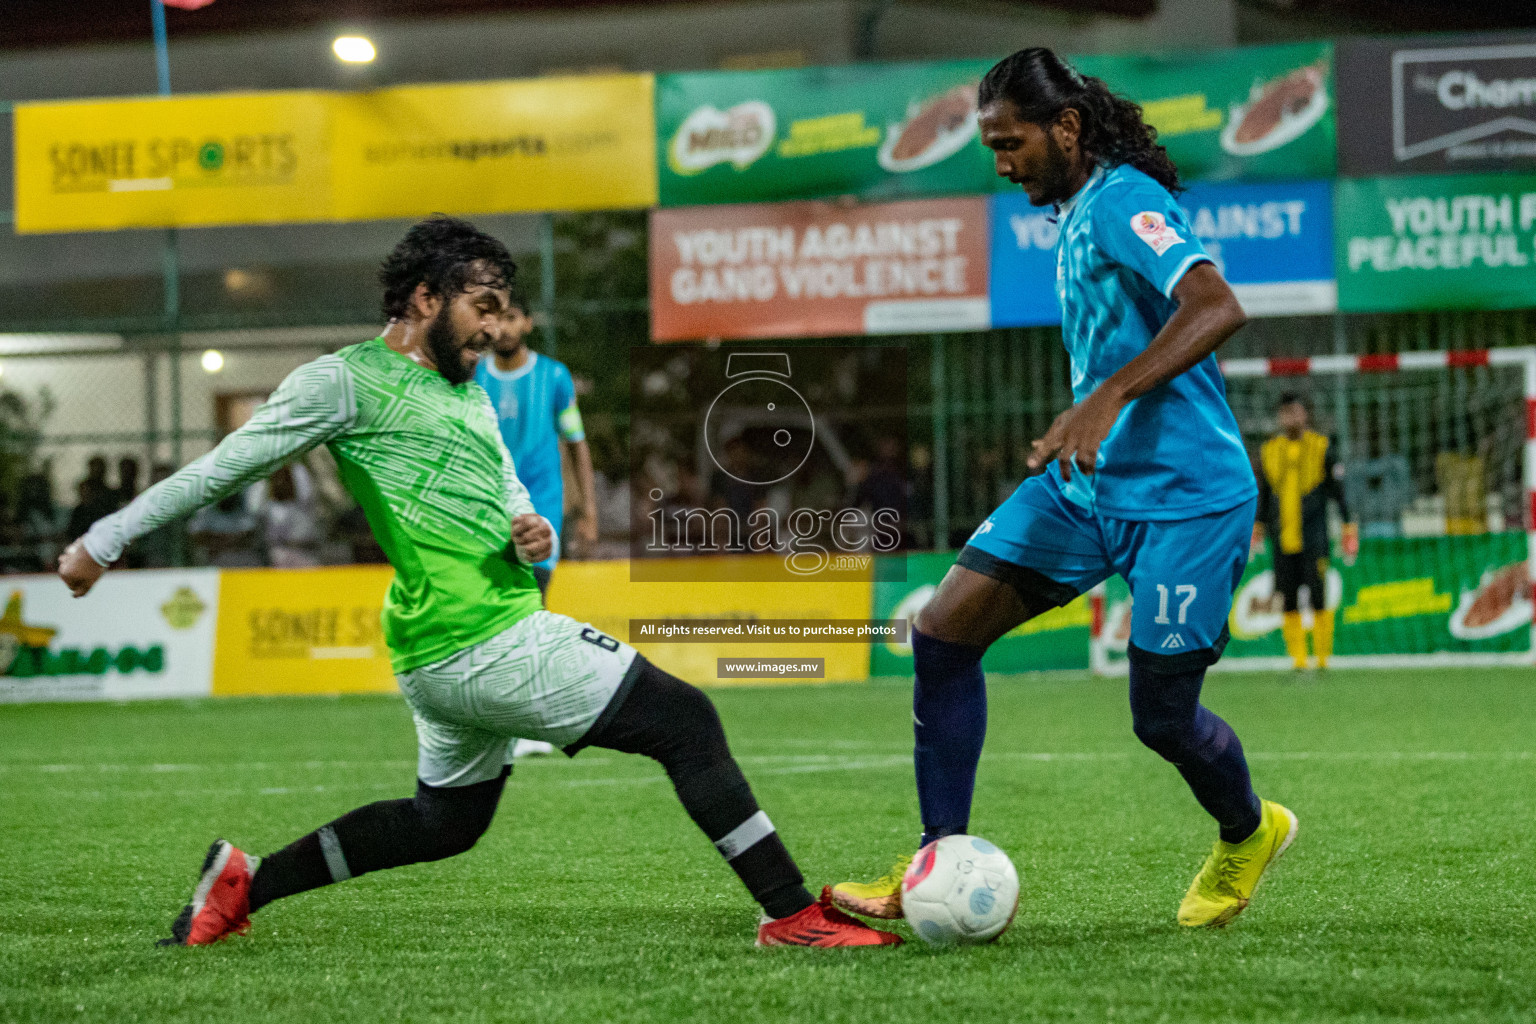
top-left (649, 196), bottom-right (991, 341)
top-left (1337, 32), bottom-right (1536, 176)
top-left (14, 75), bottom-right (657, 233)
top-left (990, 180), bottom-right (1336, 327)
top-left (1336, 173), bottom-right (1536, 312)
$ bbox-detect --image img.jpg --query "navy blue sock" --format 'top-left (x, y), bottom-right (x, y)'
top-left (912, 629), bottom-right (987, 847)
top-left (1128, 659), bottom-right (1262, 844)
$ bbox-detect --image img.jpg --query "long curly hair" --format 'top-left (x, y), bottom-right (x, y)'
top-left (378, 215), bottom-right (519, 321)
top-left (979, 47), bottom-right (1182, 194)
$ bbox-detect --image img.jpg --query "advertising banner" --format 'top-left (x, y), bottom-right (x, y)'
top-left (1097, 533), bottom-right (1530, 666)
top-left (546, 557), bottom-right (873, 684)
top-left (1337, 33), bottom-right (1536, 176)
top-left (656, 60), bottom-right (1000, 207)
top-left (212, 566), bottom-right (395, 696)
top-left (329, 74), bottom-right (657, 220)
top-left (870, 551), bottom-right (1090, 676)
top-left (15, 75), bottom-right (656, 232)
top-left (1075, 41), bottom-right (1336, 182)
top-left (989, 179), bottom-right (1336, 327)
top-left (0, 569), bottom-right (219, 703)
top-left (650, 196), bottom-right (990, 341)
top-left (1336, 173), bottom-right (1536, 312)
top-left (14, 91), bottom-right (332, 233)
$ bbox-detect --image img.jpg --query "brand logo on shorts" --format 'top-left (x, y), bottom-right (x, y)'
top-left (1160, 632), bottom-right (1187, 650)
top-left (1130, 211), bottom-right (1184, 256)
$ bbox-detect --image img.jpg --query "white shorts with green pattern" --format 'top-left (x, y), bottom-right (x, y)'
top-left (397, 610), bottom-right (639, 788)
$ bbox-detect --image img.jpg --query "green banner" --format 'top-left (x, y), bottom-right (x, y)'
top-left (657, 61), bottom-right (1001, 207)
top-left (656, 44), bottom-right (1334, 207)
top-left (870, 552), bottom-right (1090, 677)
top-left (1101, 532), bottom-right (1531, 663)
top-left (1336, 173), bottom-right (1536, 313)
top-left (1074, 41), bottom-right (1335, 183)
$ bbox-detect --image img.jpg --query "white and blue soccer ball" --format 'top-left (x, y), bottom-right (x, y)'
top-left (901, 835), bottom-right (1019, 945)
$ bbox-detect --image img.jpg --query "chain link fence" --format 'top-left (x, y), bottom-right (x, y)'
top-left (5, 201), bottom-right (1536, 571)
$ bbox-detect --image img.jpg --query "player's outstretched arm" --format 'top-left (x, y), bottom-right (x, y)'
top-left (59, 357), bottom-right (357, 596)
top-left (1029, 262), bottom-right (1246, 480)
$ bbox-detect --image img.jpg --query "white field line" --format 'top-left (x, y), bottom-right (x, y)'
top-left (0, 750), bottom-right (1528, 801)
top-left (0, 750), bottom-right (1530, 776)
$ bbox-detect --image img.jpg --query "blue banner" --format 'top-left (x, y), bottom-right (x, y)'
top-left (988, 179), bottom-right (1337, 327)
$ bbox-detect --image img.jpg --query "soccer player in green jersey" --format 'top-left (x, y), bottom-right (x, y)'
top-left (57, 216), bottom-right (899, 950)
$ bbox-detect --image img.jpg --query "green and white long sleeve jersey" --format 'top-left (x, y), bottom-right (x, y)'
top-left (83, 337), bottom-right (543, 672)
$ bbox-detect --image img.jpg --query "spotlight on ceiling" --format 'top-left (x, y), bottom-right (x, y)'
top-left (333, 36), bottom-right (376, 63)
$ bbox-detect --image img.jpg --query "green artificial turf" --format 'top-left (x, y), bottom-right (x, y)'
top-left (2, 668), bottom-right (1532, 1023)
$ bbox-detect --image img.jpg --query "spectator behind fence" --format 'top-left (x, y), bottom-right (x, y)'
top-left (16, 467), bottom-right (61, 542)
top-left (114, 456), bottom-right (141, 510)
top-left (249, 464), bottom-right (322, 568)
top-left (188, 490), bottom-right (262, 568)
top-left (135, 463), bottom-right (185, 569)
top-left (66, 456), bottom-right (119, 545)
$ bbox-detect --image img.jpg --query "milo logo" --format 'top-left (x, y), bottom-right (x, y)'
top-left (669, 101), bottom-right (776, 176)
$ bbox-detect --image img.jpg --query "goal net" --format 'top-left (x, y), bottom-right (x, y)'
top-left (1093, 348), bottom-right (1536, 671)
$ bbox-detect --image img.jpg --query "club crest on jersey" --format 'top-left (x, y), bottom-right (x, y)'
top-left (1130, 211), bottom-right (1184, 256)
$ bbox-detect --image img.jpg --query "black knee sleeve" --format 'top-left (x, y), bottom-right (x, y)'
top-left (580, 659), bottom-right (754, 841)
top-left (331, 767), bottom-right (508, 876)
top-left (571, 659), bottom-right (813, 918)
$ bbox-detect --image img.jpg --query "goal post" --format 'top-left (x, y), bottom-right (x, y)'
top-left (1090, 346), bottom-right (1536, 673)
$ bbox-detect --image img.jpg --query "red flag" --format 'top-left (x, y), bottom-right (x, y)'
top-left (160, 0), bottom-right (218, 9)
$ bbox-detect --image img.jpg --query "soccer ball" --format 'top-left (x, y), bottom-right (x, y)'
top-left (901, 835), bottom-right (1019, 945)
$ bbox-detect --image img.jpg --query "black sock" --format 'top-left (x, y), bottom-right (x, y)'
top-left (1128, 658), bottom-right (1262, 844)
top-left (579, 660), bottom-right (816, 920)
top-left (248, 767), bottom-right (508, 913)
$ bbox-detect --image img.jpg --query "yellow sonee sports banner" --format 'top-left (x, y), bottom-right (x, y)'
top-left (212, 566), bottom-right (396, 697)
top-left (14, 75), bottom-right (658, 233)
top-left (14, 91), bottom-right (332, 233)
top-left (330, 74), bottom-right (657, 220)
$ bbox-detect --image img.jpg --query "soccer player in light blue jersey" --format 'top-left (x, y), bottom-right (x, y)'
top-left (833, 47), bottom-right (1296, 929)
top-left (475, 289), bottom-right (598, 598)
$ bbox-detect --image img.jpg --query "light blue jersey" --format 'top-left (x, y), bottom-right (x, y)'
top-left (474, 352), bottom-right (584, 560)
top-left (1051, 164), bottom-right (1256, 519)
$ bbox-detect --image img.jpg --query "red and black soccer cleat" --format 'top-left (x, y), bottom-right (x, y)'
top-left (755, 887), bottom-right (904, 947)
top-left (158, 839), bottom-right (255, 947)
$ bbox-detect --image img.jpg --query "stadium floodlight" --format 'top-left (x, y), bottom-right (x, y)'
top-left (333, 36), bottom-right (377, 63)
top-left (201, 349), bottom-right (225, 374)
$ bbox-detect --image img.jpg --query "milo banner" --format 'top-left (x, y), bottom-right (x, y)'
top-left (657, 60), bottom-right (1002, 207)
top-left (1097, 533), bottom-right (1531, 668)
top-left (1336, 173), bottom-right (1536, 312)
top-left (870, 551), bottom-right (1090, 677)
top-left (1337, 32), bottom-right (1536, 176)
top-left (991, 179), bottom-right (1336, 327)
top-left (650, 196), bottom-right (991, 341)
top-left (1076, 41), bottom-right (1335, 182)
top-left (0, 569), bottom-right (219, 703)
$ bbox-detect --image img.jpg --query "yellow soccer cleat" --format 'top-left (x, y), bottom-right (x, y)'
top-left (1178, 800), bottom-right (1298, 928)
top-left (829, 853), bottom-right (913, 920)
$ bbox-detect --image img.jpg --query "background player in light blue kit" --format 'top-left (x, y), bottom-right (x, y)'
top-left (475, 288), bottom-right (599, 598)
top-left (832, 47), bottom-right (1297, 929)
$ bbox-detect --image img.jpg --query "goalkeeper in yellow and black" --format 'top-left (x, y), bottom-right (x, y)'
top-left (1254, 394), bottom-right (1358, 670)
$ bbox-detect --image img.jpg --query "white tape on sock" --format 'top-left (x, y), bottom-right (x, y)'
top-left (713, 810), bottom-right (774, 860)
top-left (317, 825), bottom-right (352, 882)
